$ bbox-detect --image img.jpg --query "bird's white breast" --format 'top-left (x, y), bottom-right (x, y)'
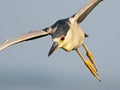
top-left (62, 21), bottom-right (85, 51)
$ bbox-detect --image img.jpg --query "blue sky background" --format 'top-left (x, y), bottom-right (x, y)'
top-left (0, 0), bottom-right (120, 90)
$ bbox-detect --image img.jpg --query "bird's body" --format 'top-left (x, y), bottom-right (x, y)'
top-left (52, 18), bottom-right (85, 52)
top-left (0, 0), bottom-right (103, 81)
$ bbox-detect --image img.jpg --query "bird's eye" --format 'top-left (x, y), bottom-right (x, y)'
top-left (60, 36), bottom-right (65, 41)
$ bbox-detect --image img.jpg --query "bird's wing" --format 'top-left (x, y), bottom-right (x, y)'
top-left (0, 28), bottom-right (52, 51)
top-left (72, 0), bottom-right (103, 23)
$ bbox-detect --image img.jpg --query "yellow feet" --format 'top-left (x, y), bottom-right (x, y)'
top-left (75, 49), bottom-right (101, 81)
top-left (84, 60), bottom-right (101, 81)
top-left (82, 43), bottom-right (98, 72)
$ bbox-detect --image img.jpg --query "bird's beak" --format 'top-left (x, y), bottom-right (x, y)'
top-left (48, 42), bottom-right (59, 57)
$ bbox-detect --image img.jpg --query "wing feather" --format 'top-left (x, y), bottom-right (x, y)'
top-left (0, 28), bottom-right (52, 51)
top-left (72, 0), bottom-right (103, 23)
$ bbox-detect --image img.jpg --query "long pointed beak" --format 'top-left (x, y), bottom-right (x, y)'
top-left (48, 42), bottom-right (59, 57)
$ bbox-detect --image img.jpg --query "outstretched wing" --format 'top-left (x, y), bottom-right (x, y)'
top-left (72, 0), bottom-right (103, 23)
top-left (0, 28), bottom-right (52, 51)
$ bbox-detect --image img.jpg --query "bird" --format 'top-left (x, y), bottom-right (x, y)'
top-left (0, 0), bottom-right (103, 81)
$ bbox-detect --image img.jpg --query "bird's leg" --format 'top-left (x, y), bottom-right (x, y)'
top-left (82, 43), bottom-right (98, 72)
top-left (75, 49), bottom-right (101, 81)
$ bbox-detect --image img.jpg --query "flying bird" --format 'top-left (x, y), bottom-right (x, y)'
top-left (0, 0), bottom-right (103, 81)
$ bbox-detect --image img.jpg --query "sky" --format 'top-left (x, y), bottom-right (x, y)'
top-left (0, 0), bottom-right (120, 90)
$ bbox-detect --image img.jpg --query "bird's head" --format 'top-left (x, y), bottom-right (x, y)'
top-left (48, 19), bottom-right (70, 57)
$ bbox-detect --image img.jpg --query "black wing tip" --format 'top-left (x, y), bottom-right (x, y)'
top-left (84, 33), bottom-right (89, 38)
top-left (48, 52), bottom-right (51, 57)
top-left (98, 0), bottom-right (103, 2)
